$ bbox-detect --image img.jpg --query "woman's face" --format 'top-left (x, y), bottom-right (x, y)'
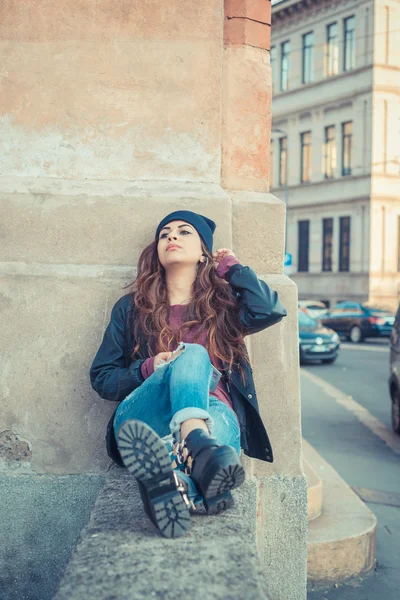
top-left (157, 220), bottom-right (203, 269)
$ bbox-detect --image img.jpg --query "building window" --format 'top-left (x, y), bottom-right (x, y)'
top-left (322, 218), bottom-right (333, 272)
top-left (324, 125), bottom-right (336, 179)
top-left (271, 46), bottom-right (277, 93)
top-left (300, 131), bottom-right (312, 183)
top-left (281, 41), bottom-right (290, 91)
top-left (342, 121), bottom-right (353, 176)
top-left (326, 23), bottom-right (339, 77)
top-left (279, 137), bottom-right (287, 186)
top-left (398, 216), bottom-right (400, 272)
top-left (344, 16), bottom-right (355, 71)
top-left (298, 221), bottom-right (310, 272)
top-left (383, 100), bottom-right (388, 172)
top-left (385, 6), bottom-right (390, 65)
top-left (339, 216), bottom-right (351, 272)
top-left (302, 32), bottom-right (314, 84)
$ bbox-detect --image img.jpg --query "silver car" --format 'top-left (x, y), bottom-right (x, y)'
top-left (298, 300), bottom-right (328, 321)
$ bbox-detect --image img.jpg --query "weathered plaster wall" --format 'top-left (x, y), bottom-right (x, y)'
top-left (0, 0), bottom-right (223, 182)
top-left (0, 0), bottom-right (289, 476)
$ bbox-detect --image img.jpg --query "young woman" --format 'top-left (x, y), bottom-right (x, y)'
top-left (90, 210), bottom-right (286, 539)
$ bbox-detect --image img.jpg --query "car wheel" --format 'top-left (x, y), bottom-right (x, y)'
top-left (322, 358), bottom-right (337, 364)
top-left (392, 390), bottom-right (400, 435)
top-left (350, 326), bottom-right (363, 343)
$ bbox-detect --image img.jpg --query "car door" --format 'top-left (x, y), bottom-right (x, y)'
top-left (322, 305), bottom-right (344, 332)
top-left (391, 307), bottom-right (400, 351)
top-left (389, 304), bottom-right (400, 420)
top-left (339, 302), bottom-right (364, 335)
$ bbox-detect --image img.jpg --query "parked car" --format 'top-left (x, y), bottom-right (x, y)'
top-left (389, 303), bottom-right (400, 435)
top-left (321, 301), bottom-right (395, 343)
top-left (298, 300), bottom-right (328, 320)
top-left (298, 310), bottom-right (340, 364)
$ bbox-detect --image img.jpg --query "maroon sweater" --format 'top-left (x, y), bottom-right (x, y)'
top-left (140, 255), bottom-right (240, 414)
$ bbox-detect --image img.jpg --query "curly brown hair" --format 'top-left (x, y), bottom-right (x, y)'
top-left (124, 239), bottom-right (249, 379)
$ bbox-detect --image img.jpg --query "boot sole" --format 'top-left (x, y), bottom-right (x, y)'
top-left (116, 420), bottom-right (191, 538)
top-left (196, 447), bottom-right (245, 513)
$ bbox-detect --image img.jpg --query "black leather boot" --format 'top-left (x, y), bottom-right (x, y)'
top-left (175, 429), bottom-right (245, 515)
top-left (116, 420), bottom-right (191, 538)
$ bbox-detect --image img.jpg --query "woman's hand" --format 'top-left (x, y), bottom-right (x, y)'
top-left (212, 248), bottom-right (235, 266)
top-left (154, 351), bottom-right (173, 369)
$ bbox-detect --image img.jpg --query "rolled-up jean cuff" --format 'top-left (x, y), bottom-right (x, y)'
top-left (170, 408), bottom-right (213, 442)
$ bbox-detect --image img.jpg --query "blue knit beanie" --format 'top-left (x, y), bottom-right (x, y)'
top-left (155, 210), bottom-right (216, 253)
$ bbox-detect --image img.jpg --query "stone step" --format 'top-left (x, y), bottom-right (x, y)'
top-left (304, 457), bottom-right (323, 521)
top-left (54, 468), bottom-right (270, 600)
top-left (303, 440), bottom-right (377, 589)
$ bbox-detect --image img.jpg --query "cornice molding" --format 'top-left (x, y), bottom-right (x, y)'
top-left (272, 0), bottom-right (364, 31)
top-left (286, 196), bottom-right (370, 209)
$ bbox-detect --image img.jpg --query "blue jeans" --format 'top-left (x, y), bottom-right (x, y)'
top-left (113, 343), bottom-right (241, 456)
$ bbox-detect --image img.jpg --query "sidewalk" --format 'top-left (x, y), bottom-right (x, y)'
top-left (301, 366), bottom-right (400, 599)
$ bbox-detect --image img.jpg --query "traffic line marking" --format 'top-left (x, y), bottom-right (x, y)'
top-left (301, 369), bottom-right (400, 455)
top-left (340, 343), bottom-right (389, 353)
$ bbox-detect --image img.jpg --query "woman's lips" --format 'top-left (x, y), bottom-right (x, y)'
top-left (166, 245), bottom-right (181, 251)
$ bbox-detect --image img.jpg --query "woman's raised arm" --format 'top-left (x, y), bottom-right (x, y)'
top-left (215, 254), bottom-right (287, 336)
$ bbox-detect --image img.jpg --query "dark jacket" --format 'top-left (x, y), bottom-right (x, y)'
top-left (90, 263), bottom-right (287, 465)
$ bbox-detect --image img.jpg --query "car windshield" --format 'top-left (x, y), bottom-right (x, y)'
top-left (298, 301), bottom-right (326, 309)
top-left (298, 312), bottom-right (318, 328)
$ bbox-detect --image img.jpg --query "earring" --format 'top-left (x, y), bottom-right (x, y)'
top-left (201, 256), bottom-right (208, 265)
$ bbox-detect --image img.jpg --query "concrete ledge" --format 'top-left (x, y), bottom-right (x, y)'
top-left (256, 474), bottom-right (308, 600)
top-left (0, 176), bottom-right (230, 198)
top-left (54, 468), bottom-right (270, 600)
top-left (303, 441), bottom-right (376, 588)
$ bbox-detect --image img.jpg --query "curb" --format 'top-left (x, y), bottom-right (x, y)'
top-left (303, 440), bottom-right (377, 588)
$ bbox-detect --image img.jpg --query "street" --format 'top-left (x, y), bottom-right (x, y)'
top-left (302, 341), bottom-right (400, 600)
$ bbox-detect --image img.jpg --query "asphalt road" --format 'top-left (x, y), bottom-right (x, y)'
top-left (302, 340), bottom-right (400, 600)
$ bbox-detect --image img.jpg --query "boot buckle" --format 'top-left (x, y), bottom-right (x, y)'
top-left (173, 440), bottom-right (193, 475)
top-left (173, 471), bottom-right (196, 511)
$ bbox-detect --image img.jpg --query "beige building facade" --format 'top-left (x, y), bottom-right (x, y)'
top-left (271, 0), bottom-right (400, 310)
